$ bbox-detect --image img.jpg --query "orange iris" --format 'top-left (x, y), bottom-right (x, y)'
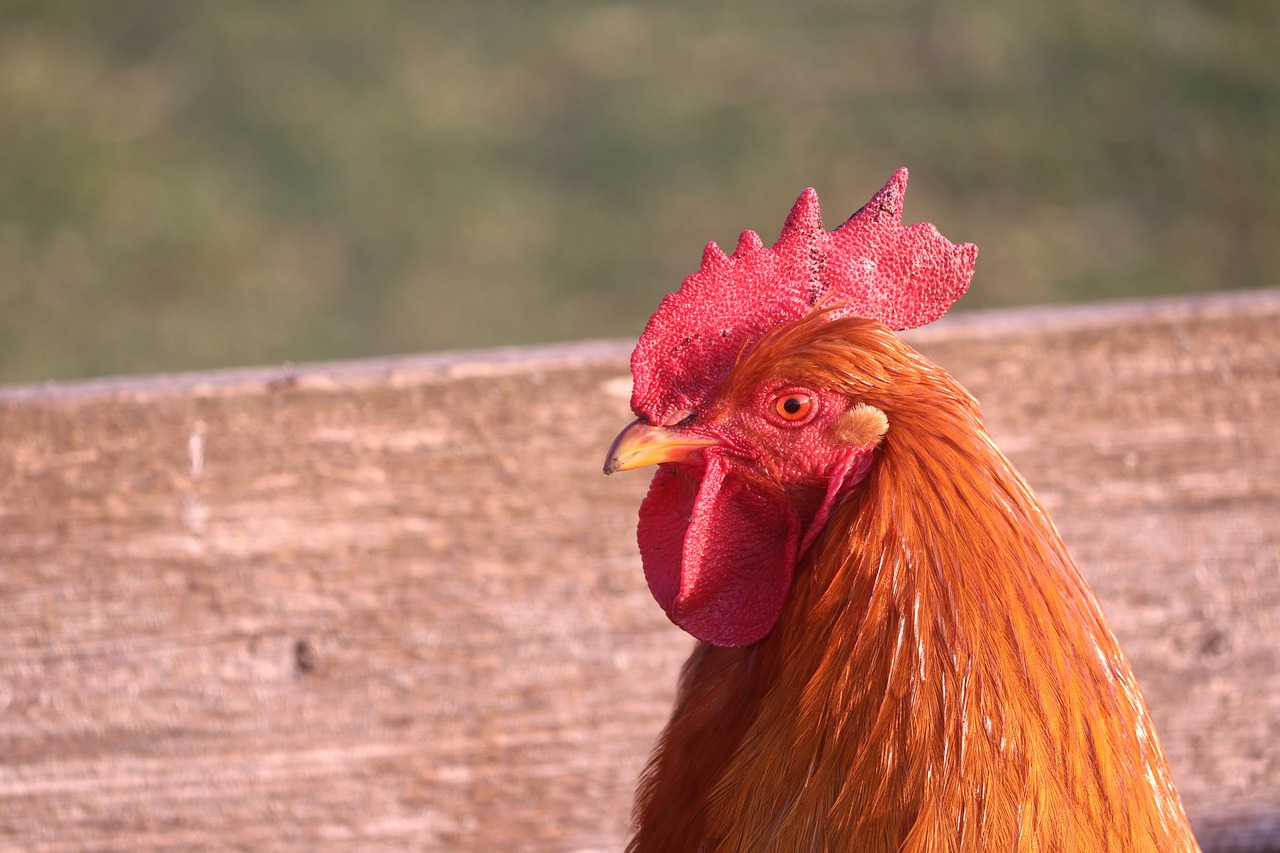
top-left (773, 393), bottom-right (812, 422)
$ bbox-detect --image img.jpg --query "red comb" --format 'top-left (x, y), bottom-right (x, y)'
top-left (630, 168), bottom-right (977, 423)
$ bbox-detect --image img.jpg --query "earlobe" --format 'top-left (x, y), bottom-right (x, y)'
top-left (834, 403), bottom-right (888, 449)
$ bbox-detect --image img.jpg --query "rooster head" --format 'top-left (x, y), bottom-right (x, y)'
top-left (604, 169), bottom-right (977, 647)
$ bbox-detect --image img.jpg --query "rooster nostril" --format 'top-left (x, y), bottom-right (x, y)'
top-left (663, 409), bottom-right (698, 428)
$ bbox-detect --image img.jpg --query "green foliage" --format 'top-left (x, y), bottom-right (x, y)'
top-left (1, 0), bottom-right (1277, 381)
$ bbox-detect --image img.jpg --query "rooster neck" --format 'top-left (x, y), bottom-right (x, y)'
top-left (630, 409), bottom-right (1200, 852)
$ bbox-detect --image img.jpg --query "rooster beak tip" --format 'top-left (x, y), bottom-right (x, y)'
top-left (603, 419), bottom-right (719, 475)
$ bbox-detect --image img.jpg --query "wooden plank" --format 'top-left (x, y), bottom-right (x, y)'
top-left (1, 290), bottom-right (1278, 852)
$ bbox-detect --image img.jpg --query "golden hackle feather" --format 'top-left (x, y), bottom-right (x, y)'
top-left (629, 313), bottom-right (1200, 852)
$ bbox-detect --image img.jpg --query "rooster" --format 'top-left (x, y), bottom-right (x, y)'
top-left (603, 170), bottom-right (1200, 851)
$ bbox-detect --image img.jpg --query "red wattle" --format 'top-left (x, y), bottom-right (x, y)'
top-left (637, 453), bottom-right (801, 648)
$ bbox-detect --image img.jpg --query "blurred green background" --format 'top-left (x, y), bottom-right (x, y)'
top-left (1, 1), bottom-right (1277, 383)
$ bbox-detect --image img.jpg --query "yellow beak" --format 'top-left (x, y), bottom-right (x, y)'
top-left (603, 419), bottom-right (720, 475)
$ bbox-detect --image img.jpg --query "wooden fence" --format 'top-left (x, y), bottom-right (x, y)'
top-left (2, 290), bottom-right (1279, 852)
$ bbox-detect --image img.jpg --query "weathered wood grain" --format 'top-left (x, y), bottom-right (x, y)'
top-left (1, 291), bottom-right (1278, 852)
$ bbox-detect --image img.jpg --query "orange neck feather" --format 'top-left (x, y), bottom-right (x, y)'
top-left (629, 326), bottom-right (1200, 852)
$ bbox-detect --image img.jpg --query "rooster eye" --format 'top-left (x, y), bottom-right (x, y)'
top-left (772, 393), bottom-right (814, 423)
